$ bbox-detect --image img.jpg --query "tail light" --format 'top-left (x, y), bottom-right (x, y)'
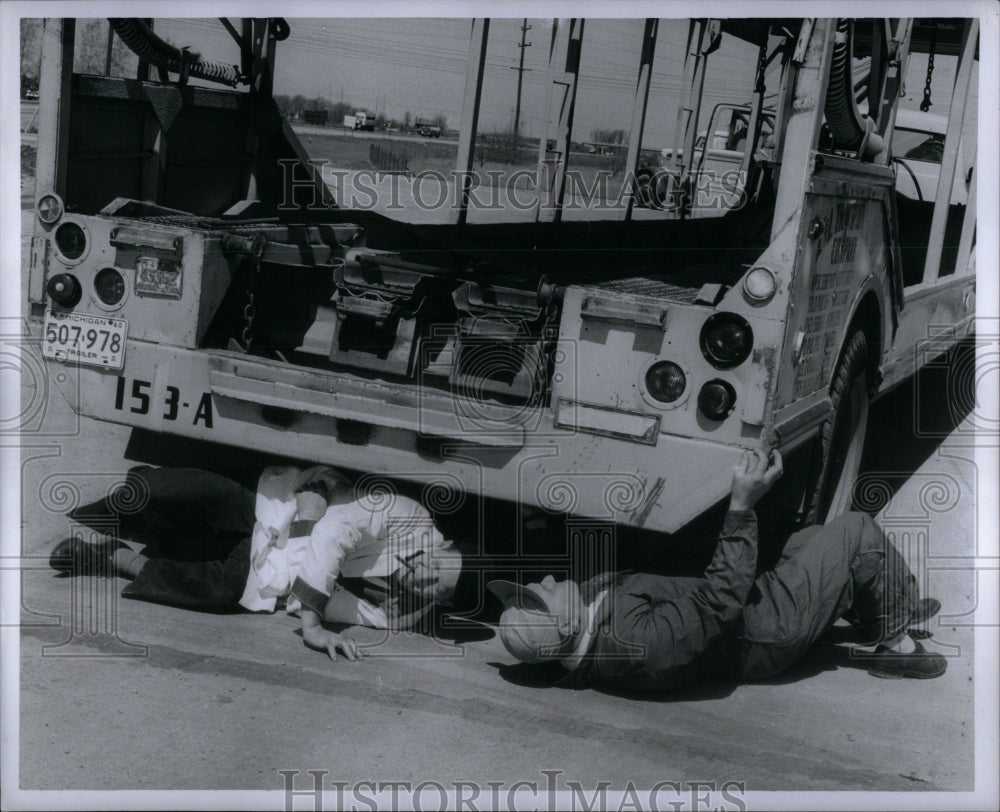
top-left (700, 313), bottom-right (753, 369)
top-left (54, 222), bottom-right (88, 261)
top-left (36, 193), bottom-right (64, 225)
top-left (698, 380), bottom-right (736, 420)
top-left (743, 267), bottom-right (777, 303)
top-left (47, 274), bottom-right (82, 307)
top-left (94, 268), bottom-right (126, 306)
top-left (645, 361), bottom-right (687, 403)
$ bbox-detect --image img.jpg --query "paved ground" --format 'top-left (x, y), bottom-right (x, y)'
top-left (8, 218), bottom-right (991, 806)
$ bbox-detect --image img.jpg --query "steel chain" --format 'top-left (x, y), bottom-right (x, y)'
top-left (920, 23), bottom-right (936, 112)
top-left (755, 41), bottom-right (768, 96)
top-left (239, 257), bottom-right (260, 351)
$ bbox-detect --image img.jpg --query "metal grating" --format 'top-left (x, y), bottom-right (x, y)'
top-left (589, 276), bottom-right (700, 303)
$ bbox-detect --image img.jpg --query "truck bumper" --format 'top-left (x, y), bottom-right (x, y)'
top-left (52, 340), bottom-right (751, 535)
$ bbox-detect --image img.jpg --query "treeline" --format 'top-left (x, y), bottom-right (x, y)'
top-left (21, 19), bottom-right (137, 87)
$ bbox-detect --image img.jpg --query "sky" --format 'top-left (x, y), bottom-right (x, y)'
top-left (23, 16), bottom-right (978, 150)
top-left (153, 17), bottom-right (766, 146)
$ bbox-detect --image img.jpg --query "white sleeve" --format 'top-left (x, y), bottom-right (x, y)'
top-left (381, 496), bottom-right (446, 556)
top-left (290, 506), bottom-right (362, 613)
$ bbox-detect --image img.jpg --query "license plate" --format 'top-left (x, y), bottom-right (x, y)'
top-left (42, 309), bottom-right (127, 370)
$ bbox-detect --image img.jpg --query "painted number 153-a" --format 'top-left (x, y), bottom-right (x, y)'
top-left (113, 376), bottom-right (214, 427)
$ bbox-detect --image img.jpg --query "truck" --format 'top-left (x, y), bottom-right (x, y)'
top-left (28, 16), bottom-right (978, 540)
top-left (414, 117), bottom-right (441, 137)
top-left (343, 111), bottom-right (374, 130)
top-left (302, 108), bottom-right (328, 125)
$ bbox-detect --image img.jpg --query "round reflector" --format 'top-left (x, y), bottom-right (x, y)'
top-left (37, 194), bottom-right (64, 225)
top-left (700, 313), bottom-right (753, 369)
top-left (46, 273), bottom-right (82, 308)
top-left (645, 361), bottom-right (687, 403)
top-left (743, 267), bottom-right (777, 303)
top-left (698, 380), bottom-right (737, 420)
top-left (94, 268), bottom-right (126, 305)
top-left (54, 222), bottom-right (87, 261)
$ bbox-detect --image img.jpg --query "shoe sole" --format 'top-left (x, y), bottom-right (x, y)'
top-left (868, 666), bottom-right (947, 679)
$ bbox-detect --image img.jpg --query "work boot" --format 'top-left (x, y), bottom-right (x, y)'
top-left (49, 536), bottom-right (128, 576)
top-left (867, 640), bottom-right (947, 680)
top-left (855, 597), bottom-right (942, 645)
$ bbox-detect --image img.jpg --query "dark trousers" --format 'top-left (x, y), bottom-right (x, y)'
top-left (738, 512), bottom-right (919, 680)
top-left (72, 466), bottom-right (256, 612)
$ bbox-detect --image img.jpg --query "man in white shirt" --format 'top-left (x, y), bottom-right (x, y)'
top-left (50, 465), bottom-right (463, 662)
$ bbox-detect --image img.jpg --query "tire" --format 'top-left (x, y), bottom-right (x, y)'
top-left (805, 330), bottom-right (871, 524)
top-left (634, 170), bottom-right (654, 208)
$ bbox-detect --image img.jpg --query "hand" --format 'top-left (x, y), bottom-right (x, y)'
top-left (730, 449), bottom-right (783, 512)
top-left (301, 609), bottom-right (364, 662)
top-left (304, 627), bottom-right (364, 662)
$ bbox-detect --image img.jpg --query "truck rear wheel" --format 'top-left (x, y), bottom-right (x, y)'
top-left (635, 170), bottom-right (656, 208)
top-left (805, 330), bottom-right (870, 524)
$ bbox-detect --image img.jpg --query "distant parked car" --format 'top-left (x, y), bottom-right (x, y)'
top-left (418, 125), bottom-right (441, 138)
top-left (24, 89), bottom-right (40, 100)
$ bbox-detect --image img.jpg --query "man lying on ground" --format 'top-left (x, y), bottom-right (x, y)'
top-left (50, 465), bottom-right (463, 662)
top-left (488, 450), bottom-right (945, 691)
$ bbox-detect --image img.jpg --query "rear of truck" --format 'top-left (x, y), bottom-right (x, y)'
top-left (26, 17), bottom-right (816, 536)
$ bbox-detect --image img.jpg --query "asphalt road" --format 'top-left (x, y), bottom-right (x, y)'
top-left (9, 213), bottom-right (986, 806)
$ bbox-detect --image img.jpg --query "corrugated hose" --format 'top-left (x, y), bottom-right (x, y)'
top-left (109, 18), bottom-right (242, 87)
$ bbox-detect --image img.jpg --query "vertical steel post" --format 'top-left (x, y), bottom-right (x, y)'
top-left (34, 19), bottom-right (75, 205)
top-left (136, 19), bottom-right (152, 81)
top-left (873, 19), bottom-right (914, 169)
top-left (535, 18), bottom-right (584, 223)
top-left (770, 19), bottom-right (835, 241)
top-left (140, 109), bottom-right (166, 203)
top-left (675, 20), bottom-right (720, 210)
top-left (104, 21), bottom-right (114, 75)
top-left (243, 18), bottom-right (275, 202)
top-left (623, 19), bottom-right (659, 222)
top-left (955, 162), bottom-right (977, 277)
top-left (921, 19), bottom-right (978, 285)
top-left (451, 19), bottom-right (490, 226)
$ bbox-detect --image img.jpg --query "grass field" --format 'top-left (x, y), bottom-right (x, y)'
top-left (296, 128), bottom-right (630, 195)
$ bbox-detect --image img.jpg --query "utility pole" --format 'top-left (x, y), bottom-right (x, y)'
top-left (510, 20), bottom-right (532, 138)
top-left (105, 22), bottom-right (115, 76)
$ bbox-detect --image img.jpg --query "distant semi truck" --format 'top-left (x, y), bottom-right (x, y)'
top-left (302, 109), bottom-right (328, 125)
top-left (344, 111), bottom-right (375, 131)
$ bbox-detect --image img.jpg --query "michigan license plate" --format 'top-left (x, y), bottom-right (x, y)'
top-left (42, 309), bottom-right (127, 370)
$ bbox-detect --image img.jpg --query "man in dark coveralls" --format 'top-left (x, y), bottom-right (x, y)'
top-left (488, 450), bottom-right (946, 691)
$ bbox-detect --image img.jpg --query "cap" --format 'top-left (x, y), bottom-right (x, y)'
top-left (495, 607), bottom-right (567, 664)
top-left (487, 580), bottom-right (568, 663)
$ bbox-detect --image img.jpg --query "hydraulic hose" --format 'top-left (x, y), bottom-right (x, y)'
top-left (109, 18), bottom-right (242, 87)
top-left (891, 158), bottom-right (924, 203)
top-left (824, 19), bottom-right (866, 149)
